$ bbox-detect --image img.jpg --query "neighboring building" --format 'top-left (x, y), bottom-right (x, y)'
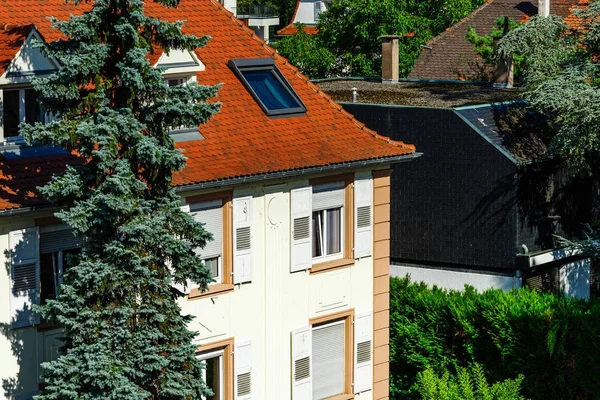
top-left (277, 0), bottom-right (330, 36)
top-left (219, 0), bottom-right (280, 42)
top-left (319, 73), bottom-right (595, 298)
top-left (408, 0), bottom-right (579, 81)
top-left (0, 1), bottom-right (419, 400)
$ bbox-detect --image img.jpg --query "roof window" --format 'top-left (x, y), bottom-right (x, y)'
top-left (229, 58), bottom-right (306, 117)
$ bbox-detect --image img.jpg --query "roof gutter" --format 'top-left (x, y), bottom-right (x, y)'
top-left (0, 153), bottom-right (421, 217)
top-left (175, 153), bottom-right (422, 193)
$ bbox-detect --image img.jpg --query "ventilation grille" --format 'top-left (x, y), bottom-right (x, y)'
top-left (237, 371), bottom-right (251, 396)
top-left (295, 356), bottom-right (310, 381)
top-left (357, 206), bottom-right (371, 229)
top-left (526, 275), bottom-right (543, 293)
top-left (293, 216), bottom-right (310, 240)
top-left (13, 263), bottom-right (36, 292)
top-left (236, 226), bottom-right (251, 251)
top-left (357, 341), bottom-right (371, 364)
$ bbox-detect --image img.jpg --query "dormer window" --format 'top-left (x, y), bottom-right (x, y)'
top-left (229, 58), bottom-right (306, 117)
top-left (2, 88), bottom-right (45, 140)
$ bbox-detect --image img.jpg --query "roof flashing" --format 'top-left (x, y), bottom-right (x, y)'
top-left (228, 58), bottom-right (307, 117)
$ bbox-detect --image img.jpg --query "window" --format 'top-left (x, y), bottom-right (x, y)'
top-left (312, 182), bottom-right (345, 262)
top-left (291, 310), bottom-right (373, 399)
top-left (198, 349), bottom-right (225, 400)
top-left (228, 58), bottom-right (306, 117)
top-left (3, 88), bottom-right (46, 139)
top-left (290, 174), bottom-right (373, 274)
top-left (182, 192), bottom-right (253, 299)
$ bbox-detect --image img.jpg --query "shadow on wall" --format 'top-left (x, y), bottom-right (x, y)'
top-left (2, 232), bottom-right (42, 399)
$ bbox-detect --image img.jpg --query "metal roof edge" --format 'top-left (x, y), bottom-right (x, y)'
top-left (338, 101), bottom-right (452, 111)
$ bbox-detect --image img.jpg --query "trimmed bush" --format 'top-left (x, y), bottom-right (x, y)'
top-left (390, 276), bottom-right (600, 399)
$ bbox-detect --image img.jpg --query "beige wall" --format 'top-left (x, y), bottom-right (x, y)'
top-left (0, 169), bottom-right (387, 400)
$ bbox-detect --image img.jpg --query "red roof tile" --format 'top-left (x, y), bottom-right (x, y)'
top-left (408, 0), bottom-right (580, 80)
top-left (0, 0), bottom-right (415, 211)
top-left (277, 24), bottom-right (319, 36)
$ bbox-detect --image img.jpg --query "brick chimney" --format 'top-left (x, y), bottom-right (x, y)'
top-left (381, 35), bottom-right (400, 83)
top-left (538, 0), bottom-right (550, 16)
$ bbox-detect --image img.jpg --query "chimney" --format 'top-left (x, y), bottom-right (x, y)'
top-left (538, 0), bottom-right (550, 17)
top-left (381, 35), bottom-right (400, 83)
top-left (493, 54), bottom-right (514, 88)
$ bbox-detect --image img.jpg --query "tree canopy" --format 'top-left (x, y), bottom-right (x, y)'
top-left (23, 0), bottom-right (220, 398)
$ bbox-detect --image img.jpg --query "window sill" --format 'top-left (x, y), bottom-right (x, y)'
top-left (324, 394), bottom-right (354, 400)
top-left (310, 258), bottom-right (355, 274)
top-left (187, 283), bottom-right (234, 300)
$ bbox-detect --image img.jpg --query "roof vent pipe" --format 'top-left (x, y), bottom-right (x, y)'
top-left (380, 35), bottom-right (400, 83)
top-left (352, 87), bottom-right (358, 102)
top-left (538, 0), bottom-right (550, 16)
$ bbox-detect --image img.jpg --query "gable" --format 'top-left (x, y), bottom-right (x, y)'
top-left (1, 29), bottom-right (59, 84)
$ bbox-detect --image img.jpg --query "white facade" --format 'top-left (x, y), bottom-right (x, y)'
top-left (291, 0), bottom-right (330, 26)
top-left (1, 171), bottom-right (379, 400)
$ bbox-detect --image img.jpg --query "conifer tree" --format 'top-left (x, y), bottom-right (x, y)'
top-left (22, 0), bottom-right (220, 398)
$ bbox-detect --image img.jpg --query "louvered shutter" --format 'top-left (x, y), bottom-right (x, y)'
top-left (233, 196), bottom-right (252, 284)
top-left (9, 227), bottom-right (40, 328)
top-left (354, 312), bottom-right (373, 393)
top-left (191, 200), bottom-right (223, 259)
top-left (354, 177), bottom-right (373, 259)
top-left (292, 326), bottom-right (312, 399)
top-left (290, 187), bottom-right (312, 273)
top-left (234, 340), bottom-right (252, 399)
top-left (40, 229), bottom-right (83, 254)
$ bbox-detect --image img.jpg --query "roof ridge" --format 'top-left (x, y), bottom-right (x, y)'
top-left (276, 0), bottom-right (302, 35)
top-left (208, 0), bottom-right (415, 152)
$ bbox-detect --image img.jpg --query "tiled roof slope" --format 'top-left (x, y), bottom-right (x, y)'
top-left (276, 0), bottom-right (319, 35)
top-left (0, 0), bottom-right (415, 211)
top-left (408, 0), bottom-right (578, 80)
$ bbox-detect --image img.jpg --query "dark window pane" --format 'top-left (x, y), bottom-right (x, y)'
top-left (25, 89), bottom-right (43, 124)
top-left (241, 70), bottom-right (301, 110)
top-left (40, 253), bottom-right (58, 305)
top-left (3, 90), bottom-right (20, 137)
top-left (326, 208), bottom-right (341, 255)
top-left (205, 356), bottom-right (221, 400)
top-left (312, 211), bottom-right (323, 258)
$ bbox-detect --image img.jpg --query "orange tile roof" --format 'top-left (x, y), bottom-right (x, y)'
top-left (277, 24), bottom-right (319, 36)
top-left (0, 0), bottom-right (415, 212)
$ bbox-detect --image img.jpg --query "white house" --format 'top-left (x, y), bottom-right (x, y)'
top-left (0, 1), bottom-right (419, 399)
top-left (277, 0), bottom-right (331, 36)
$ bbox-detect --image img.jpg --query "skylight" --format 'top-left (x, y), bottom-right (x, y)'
top-left (229, 58), bottom-right (306, 116)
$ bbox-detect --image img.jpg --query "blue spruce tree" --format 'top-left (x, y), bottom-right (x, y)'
top-left (21, 0), bottom-right (220, 398)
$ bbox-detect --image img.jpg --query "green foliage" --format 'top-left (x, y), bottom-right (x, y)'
top-left (465, 16), bottom-right (524, 81)
top-left (23, 0), bottom-right (220, 398)
top-left (497, 11), bottom-right (600, 174)
top-left (390, 276), bottom-right (600, 400)
top-left (274, 24), bottom-right (335, 79)
top-left (417, 363), bottom-right (526, 400)
top-left (284, 0), bottom-right (486, 78)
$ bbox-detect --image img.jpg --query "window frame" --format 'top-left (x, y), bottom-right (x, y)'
top-left (312, 181), bottom-right (345, 263)
top-left (1, 85), bottom-right (50, 142)
top-left (185, 191), bottom-right (234, 299)
top-left (309, 309), bottom-right (354, 400)
top-left (228, 58), bottom-right (307, 117)
top-left (309, 174), bottom-right (355, 274)
top-left (196, 337), bottom-right (234, 400)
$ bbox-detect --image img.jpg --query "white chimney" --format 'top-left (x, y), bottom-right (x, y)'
top-left (538, 0), bottom-right (550, 17)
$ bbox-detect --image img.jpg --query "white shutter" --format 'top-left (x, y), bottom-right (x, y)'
top-left (290, 187), bottom-right (312, 273)
top-left (354, 312), bottom-right (373, 393)
top-left (234, 340), bottom-right (252, 400)
top-left (233, 196), bottom-right (252, 284)
top-left (191, 199), bottom-right (223, 259)
top-left (292, 326), bottom-right (312, 399)
top-left (9, 227), bottom-right (40, 328)
top-left (354, 177), bottom-right (373, 259)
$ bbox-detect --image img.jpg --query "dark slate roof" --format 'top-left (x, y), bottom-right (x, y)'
top-left (455, 103), bottom-right (554, 162)
top-left (408, 0), bottom-right (578, 81)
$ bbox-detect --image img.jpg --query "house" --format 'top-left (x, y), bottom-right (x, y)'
top-left (318, 44), bottom-right (595, 298)
top-left (0, 1), bottom-right (420, 399)
top-left (277, 0), bottom-right (329, 36)
top-left (408, 0), bottom-right (579, 81)
top-left (219, 0), bottom-right (280, 42)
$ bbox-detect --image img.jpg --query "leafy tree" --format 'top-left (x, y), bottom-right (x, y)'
top-left (417, 363), bottom-right (527, 400)
top-left (497, 8), bottom-right (600, 266)
top-left (275, 23), bottom-right (335, 79)
top-left (314, 0), bottom-right (486, 77)
top-left (465, 16), bottom-right (524, 81)
top-left (22, 0), bottom-right (220, 398)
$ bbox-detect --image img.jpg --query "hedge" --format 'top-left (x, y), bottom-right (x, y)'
top-left (390, 276), bottom-right (600, 400)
